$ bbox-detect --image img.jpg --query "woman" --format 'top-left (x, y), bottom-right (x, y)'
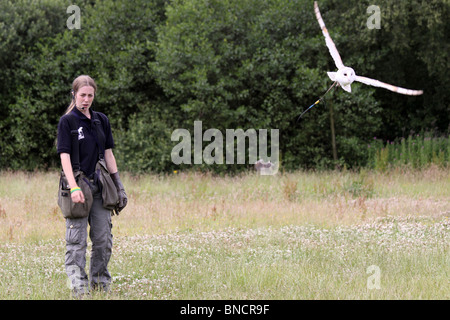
top-left (57, 75), bottom-right (127, 297)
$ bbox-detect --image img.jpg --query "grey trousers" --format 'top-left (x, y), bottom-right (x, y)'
top-left (65, 182), bottom-right (113, 292)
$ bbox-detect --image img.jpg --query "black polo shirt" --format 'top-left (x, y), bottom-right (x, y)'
top-left (57, 108), bottom-right (115, 177)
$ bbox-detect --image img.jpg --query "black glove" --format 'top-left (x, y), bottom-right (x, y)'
top-left (111, 172), bottom-right (127, 213)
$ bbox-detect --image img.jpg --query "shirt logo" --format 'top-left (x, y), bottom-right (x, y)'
top-left (78, 127), bottom-right (85, 140)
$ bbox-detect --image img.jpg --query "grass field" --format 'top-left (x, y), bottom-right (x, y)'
top-left (0, 166), bottom-right (448, 299)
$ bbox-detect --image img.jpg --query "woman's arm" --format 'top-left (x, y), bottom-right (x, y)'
top-left (60, 153), bottom-right (85, 203)
top-left (104, 148), bottom-right (127, 212)
top-left (104, 148), bottom-right (118, 174)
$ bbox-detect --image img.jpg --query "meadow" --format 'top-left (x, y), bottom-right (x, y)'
top-left (0, 166), bottom-right (448, 299)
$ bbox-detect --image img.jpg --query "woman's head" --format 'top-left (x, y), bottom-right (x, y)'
top-left (65, 75), bottom-right (97, 114)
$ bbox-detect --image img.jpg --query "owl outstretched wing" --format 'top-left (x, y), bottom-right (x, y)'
top-left (355, 76), bottom-right (423, 96)
top-left (314, 1), bottom-right (344, 70)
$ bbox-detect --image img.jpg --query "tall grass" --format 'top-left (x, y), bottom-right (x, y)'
top-left (0, 168), bottom-right (449, 299)
top-left (368, 133), bottom-right (449, 171)
top-left (1, 167), bottom-right (448, 242)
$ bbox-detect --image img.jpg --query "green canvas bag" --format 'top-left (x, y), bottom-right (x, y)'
top-left (95, 158), bottom-right (119, 211)
top-left (57, 113), bottom-right (93, 219)
top-left (58, 170), bottom-right (93, 219)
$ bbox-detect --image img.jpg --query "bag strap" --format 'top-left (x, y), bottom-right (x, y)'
top-left (66, 113), bottom-right (81, 172)
top-left (91, 111), bottom-right (105, 160)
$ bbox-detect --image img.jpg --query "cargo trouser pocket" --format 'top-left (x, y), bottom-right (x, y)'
top-left (65, 219), bottom-right (84, 244)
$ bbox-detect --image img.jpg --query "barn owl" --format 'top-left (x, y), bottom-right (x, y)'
top-left (314, 1), bottom-right (423, 96)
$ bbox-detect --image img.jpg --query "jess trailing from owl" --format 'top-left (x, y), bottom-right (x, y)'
top-left (56, 75), bottom-right (127, 297)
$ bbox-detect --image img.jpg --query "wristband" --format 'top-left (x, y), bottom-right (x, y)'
top-left (70, 187), bottom-right (81, 194)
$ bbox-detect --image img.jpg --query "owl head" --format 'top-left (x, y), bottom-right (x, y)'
top-left (336, 67), bottom-right (356, 86)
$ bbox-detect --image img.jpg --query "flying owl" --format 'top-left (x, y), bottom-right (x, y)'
top-left (314, 1), bottom-right (423, 96)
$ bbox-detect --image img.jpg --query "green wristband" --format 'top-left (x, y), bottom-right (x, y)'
top-left (70, 187), bottom-right (81, 194)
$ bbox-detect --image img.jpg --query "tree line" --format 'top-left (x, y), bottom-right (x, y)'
top-left (0, 0), bottom-right (448, 173)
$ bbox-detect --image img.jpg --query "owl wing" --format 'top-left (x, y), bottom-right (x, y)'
top-left (314, 1), bottom-right (345, 70)
top-left (355, 76), bottom-right (424, 96)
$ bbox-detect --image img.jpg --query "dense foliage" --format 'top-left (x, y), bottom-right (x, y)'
top-left (0, 0), bottom-right (448, 172)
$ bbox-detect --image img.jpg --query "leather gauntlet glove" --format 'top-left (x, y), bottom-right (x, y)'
top-left (111, 172), bottom-right (127, 212)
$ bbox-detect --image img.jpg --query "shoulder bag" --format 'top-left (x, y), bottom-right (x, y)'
top-left (92, 113), bottom-right (119, 211)
top-left (57, 114), bottom-right (93, 219)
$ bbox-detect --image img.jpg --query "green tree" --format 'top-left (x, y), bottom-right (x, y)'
top-left (1, 0), bottom-right (447, 172)
top-left (320, 0), bottom-right (449, 139)
top-left (1, 0), bottom-right (169, 170)
top-left (0, 0), bottom-right (76, 169)
top-left (153, 0), bottom-right (382, 171)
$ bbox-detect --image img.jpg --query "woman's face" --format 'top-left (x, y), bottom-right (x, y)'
top-left (75, 86), bottom-right (95, 111)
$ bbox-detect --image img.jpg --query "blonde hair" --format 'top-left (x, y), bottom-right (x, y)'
top-left (65, 75), bottom-right (97, 114)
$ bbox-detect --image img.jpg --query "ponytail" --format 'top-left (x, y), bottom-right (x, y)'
top-left (64, 90), bottom-right (76, 115)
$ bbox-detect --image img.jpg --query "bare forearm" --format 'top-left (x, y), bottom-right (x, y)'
top-left (60, 153), bottom-right (78, 188)
top-left (60, 153), bottom-right (85, 203)
top-left (104, 149), bottom-right (118, 174)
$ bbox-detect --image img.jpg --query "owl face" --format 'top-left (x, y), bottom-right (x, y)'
top-left (336, 67), bottom-right (356, 86)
